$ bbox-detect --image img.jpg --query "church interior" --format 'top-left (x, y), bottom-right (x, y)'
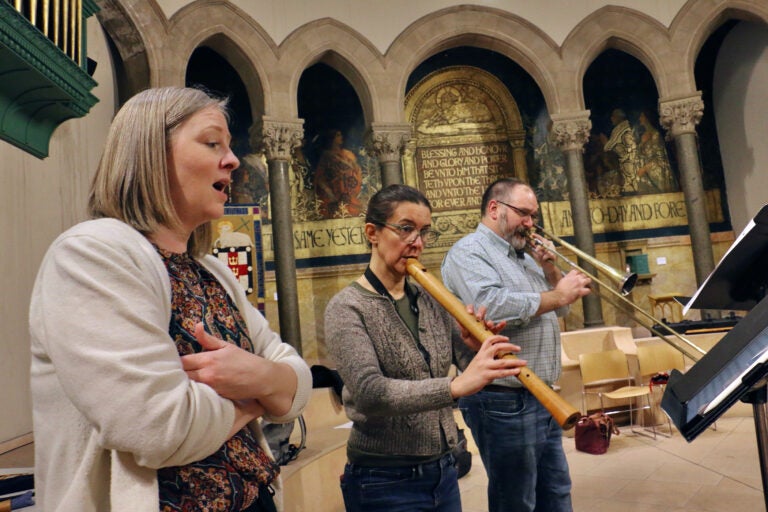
top-left (2, 1), bottom-right (768, 510)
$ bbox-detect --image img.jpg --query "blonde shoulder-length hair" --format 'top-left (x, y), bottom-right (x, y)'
top-left (88, 86), bottom-right (229, 257)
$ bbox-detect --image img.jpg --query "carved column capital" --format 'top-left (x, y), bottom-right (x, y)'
top-left (550, 111), bottom-right (592, 152)
top-left (659, 93), bottom-right (704, 137)
top-left (509, 130), bottom-right (525, 149)
top-left (251, 117), bottom-right (304, 161)
top-left (367, 123), bottom-right (411, 163)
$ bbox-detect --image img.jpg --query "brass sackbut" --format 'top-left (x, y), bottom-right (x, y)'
top-left (529, 224), bottom-right (707, 362)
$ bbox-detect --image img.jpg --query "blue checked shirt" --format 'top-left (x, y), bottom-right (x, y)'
top-left (441, 223), bottom-right (567, 386)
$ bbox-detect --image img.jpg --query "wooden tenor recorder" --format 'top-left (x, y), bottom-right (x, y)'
top-left (405, 257), bottom-right (580, 430)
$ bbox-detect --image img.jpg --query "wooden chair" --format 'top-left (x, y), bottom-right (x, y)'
top-left (579, 349), bottom-right (657, 438)
top-left (647, 293), bottom-right (684, 323)
top-left (637, 343), bottom-right (685, 435)
top-left (636, 343), bottom-right (717, 433)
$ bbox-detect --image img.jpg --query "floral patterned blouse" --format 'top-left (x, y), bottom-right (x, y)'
top-left (156, 248), bottom-right (279, 511)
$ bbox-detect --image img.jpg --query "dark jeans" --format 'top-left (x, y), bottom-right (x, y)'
top-left (340, 452), bottom-right (461, 512)
top-left (459, 388), bottom-right (572, 512)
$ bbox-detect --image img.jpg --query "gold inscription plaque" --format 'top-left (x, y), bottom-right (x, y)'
top-left (261, 216), bottom-right (368, 261)
top-left (404, 66), bottom-right (527, 248)
top-left (416, 142), bottom-right (511, 211)
top-left (539, 190), bottom-right (724, 237)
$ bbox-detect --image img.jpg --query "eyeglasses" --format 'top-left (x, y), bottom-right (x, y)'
top-left (379, 222), bottom-right (439, 246)
top-left (496, 200), bottom-right (539, 222)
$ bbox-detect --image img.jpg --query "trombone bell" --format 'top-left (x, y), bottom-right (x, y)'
top-left (619, 272), bottom-right (638, 296)
top-left (529, 227), bottom-right (638, 296)
top-left (529, 224), bottom-right (706, 361)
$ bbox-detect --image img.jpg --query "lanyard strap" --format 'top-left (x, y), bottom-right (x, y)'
top-left (364, 266), bottom-right (431, 371)
top-left (364, 266), bottom-right (419, 316)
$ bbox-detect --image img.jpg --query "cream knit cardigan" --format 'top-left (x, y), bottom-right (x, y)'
top-left (30, 218), bottom-right (312, 511)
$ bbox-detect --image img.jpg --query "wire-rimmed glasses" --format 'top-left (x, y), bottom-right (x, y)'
top-left (379, 222), bottom-right (439, 246)
top-left (496, 200), bottom-right (539, 223)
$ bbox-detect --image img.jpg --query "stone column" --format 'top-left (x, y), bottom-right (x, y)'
top-left (551, 111), bottom-right (604, 328)
top-left (254, 117), bottom-right (304, 354)
top-left (509, 130), bottom-right (529, 184)
top-left (369, 123), bottom-right (411, 187)
top-left (659, 94), bottom-right (716, 289)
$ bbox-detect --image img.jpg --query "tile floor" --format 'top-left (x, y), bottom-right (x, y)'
top-left (458, 412), bottom-right (765, 512)
top-left (1, 412), bottom-right (764, 511)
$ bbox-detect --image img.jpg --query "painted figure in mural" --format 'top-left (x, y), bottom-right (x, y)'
top-left (602, 108), bottom-right (640, 193)
top-left (313, 128), bottom-right (364, 218)
top-left (355, 144), bottom-right (383, 207)
top-left (227, 133), bottom-right (268, 207)
top-left (29, 87), bottom-right (312, 511)
top-left (442, 178), bottom-right (591, 512)
top-left (325, 184), bottom-right (526, 512)
top-left (635, 110), bottom-right (679, 194)
top-left (582, 133), bottom-right (621, 198)
top-left (214, 219), bottom-right (253, 248)
top-left (289, 144), bottom-right (317, 221)
top-left (230, 150), bottom-right (269, 208)
top-left (533, 119), bottom-right (568, 201)
top-left (417, 85), bottom-right (500, 135)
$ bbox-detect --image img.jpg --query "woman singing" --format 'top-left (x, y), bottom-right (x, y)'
top-left (30, 87), bottom-right (312, 511)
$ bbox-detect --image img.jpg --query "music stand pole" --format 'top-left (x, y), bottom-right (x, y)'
top-left (743, 382), bottom-right (768, 510)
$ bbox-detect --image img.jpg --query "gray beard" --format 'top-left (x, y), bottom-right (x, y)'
top-left (510, 234), bottom-right (527, 252)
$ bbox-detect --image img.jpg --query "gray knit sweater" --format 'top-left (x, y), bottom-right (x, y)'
top-left (324, 281), bottom-right (476, 460)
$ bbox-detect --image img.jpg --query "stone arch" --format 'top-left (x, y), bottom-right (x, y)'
top-left (165, 0), bottom-right (278, 119)
top-left (189, 33), bottom-right (267, 122)
top-left (95, 0), bottom-right (166, 102)
top-left (386, 6), bottom-right (561, 116)
top-left (277, 19), bottom-right (381, 123)
top-left (669, 0), bottom-right (768, 96)
top-left (403, 65), bottom-right (530, 190)
top-left (560, 6), bottom-right (671, 108)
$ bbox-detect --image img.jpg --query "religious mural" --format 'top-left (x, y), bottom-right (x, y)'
top-left (312, 129), bottom-right (363, 217)
top-left (206, 45), bottom-right (729, 267)
top-left (230, 149), bottom-right (269, 208)
top-left (527, 104), bottom-right (695, 234)
top-left (530, 104), bottom-right (724, 238)
top-left (528, 48), bottom-right (728, 239)
top-left (253, 63), bottom-right (381, 263)
top-left (530, 118), bottom-right (568, 202)
top-left (234, 136), bottom-right (380, 264)
top-left (292, 128), bottom-right (381, 222)
top-left (582, 108), bottom-right (680, 198)
top-left (403, 66), bottom-right (526, 251)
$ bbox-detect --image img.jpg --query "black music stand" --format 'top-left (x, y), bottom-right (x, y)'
top-left (662, 204), bottom-right (768, 509)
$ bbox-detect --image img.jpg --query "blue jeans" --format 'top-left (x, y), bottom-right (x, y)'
top-left (459, 388), bottom-right (572, 512)
top-left (340, 452), bottom-right (461, 512)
